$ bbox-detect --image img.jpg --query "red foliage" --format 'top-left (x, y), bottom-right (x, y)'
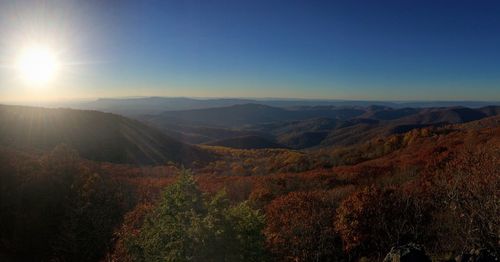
top-left (249, 170), bottom-right (347, 208)
top-left (264, 190), bottom-right (346, 262)
top-left (106, 203), bottom-right (154, 262)
top-left (335, 186), bottom-right (434, 258)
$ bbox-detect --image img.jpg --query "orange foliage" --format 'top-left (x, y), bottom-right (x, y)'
top-left (264, 190), bottom-right (346, 262)
top-left (335, 186), bottom-right (434, 258)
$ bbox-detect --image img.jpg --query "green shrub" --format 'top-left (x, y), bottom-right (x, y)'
top-left (125, 170), bottom-right (267, 262)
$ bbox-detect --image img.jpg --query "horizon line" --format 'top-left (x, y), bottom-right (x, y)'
top-left (1, 95), bottom-right (500, 106)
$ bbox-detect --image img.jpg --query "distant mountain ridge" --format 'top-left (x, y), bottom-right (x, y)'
top-left (1, 103), bottom-right (498, 160)
top-left (145, 103), bottom-right (366, 128)
top-left (142, 104), bottom-right (500, 149)
top-left (64, 96), bottom-right (500, 116)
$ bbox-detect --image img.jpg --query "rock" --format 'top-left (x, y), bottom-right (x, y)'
top-left (383, 243), bottom-right (432, 262)
top-left (455, 248), bottom-right (498, 262)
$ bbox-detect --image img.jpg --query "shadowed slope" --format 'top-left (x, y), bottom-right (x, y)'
top-left (205, 135), bottom-right (287, 149)
top-left (0, 105), bottom-right (211, 165)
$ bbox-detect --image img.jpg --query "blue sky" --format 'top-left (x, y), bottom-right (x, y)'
top-left (0, 0), bottom-right (499, 102)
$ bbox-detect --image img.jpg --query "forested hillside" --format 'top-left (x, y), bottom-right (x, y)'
top-left (1, 111), bottom-right (498, 261)
top-left (0, 105), bottom-right (211, 165)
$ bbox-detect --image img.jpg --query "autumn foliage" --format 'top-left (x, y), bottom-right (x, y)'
top-left (0, 145), bottom-right (134, 261)
top-left (335, 186), bottom-right (434, 258)
top-left (1, 121), bottom-right (498, 261)
top-left (264, 190), bottom-right (346, 261)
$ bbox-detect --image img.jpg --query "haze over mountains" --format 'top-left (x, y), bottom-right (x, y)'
top-left (3, 100), bottom-right (498, 156)
top-left (141, 103), bottom-right (500, 149)
top-left (35, 96), bottom-right (490, 150)
top-left (67, 97), bottom-right (500, 116)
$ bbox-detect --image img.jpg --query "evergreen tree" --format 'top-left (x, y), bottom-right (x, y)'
top-left (126, 170), bottom-right (266, 262)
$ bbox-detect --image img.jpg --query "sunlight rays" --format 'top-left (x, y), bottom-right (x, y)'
top-left (16, 44), bottom-right (60, 84)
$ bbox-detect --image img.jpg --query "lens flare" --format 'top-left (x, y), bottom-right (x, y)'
top-left (16, 45), bottom-right (60, 84)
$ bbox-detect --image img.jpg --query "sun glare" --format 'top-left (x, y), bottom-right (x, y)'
top-left (16, 45), bottom-right (60, 85)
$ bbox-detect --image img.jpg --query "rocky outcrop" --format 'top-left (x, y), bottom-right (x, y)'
top-left (383, 243), bottom-right (431, 262)
top-left (455, 248), bottom-right (498, 262)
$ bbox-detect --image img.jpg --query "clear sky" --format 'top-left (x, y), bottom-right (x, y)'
top-left (0, 0), bottom-right (499, 102)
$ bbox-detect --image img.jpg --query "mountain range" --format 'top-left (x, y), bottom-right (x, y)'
top-left (1, 103), bottom-right (498, 164)
top-left (65, 97), bottom-right (500, 116)
top-left (141, 104), bottom-right (500, 149)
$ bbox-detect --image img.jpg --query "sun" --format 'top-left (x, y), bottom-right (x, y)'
top-left (16, 45), bottom-right (60, 85)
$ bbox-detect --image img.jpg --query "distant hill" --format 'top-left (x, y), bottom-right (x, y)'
top-left (147, 104), bottom-right (294, 128)
top-left (205, 135), bottom-right (286, 149)
top-left (328, 118), bottom-right (500, 182)
top-left (256, 118), bottom-right (358, 149)
top-left (317, 106), bottom-right (500, 147)
top-left (478, 105), bottom-right (500, 116)
top-left (61, 96), bottom-right (500, 116)
top-left (0, 105), bottom-right (211, 165)
top-left (277, 131), bottom-right (330, 149)
top-left (142, 104), bottom-right (500, 149)
top-left (358, 106), bottom-right (420, 120)
top-left (448, 115), bottom-right (500, 130)
top-left (71, 97), bottom-right (257, 116)
top-left (151, 123), bottom-right (269, 145)
top-left (144, 103), bottom-right (366, 128)
top-left (396, 107), bottom-right (491, 124)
